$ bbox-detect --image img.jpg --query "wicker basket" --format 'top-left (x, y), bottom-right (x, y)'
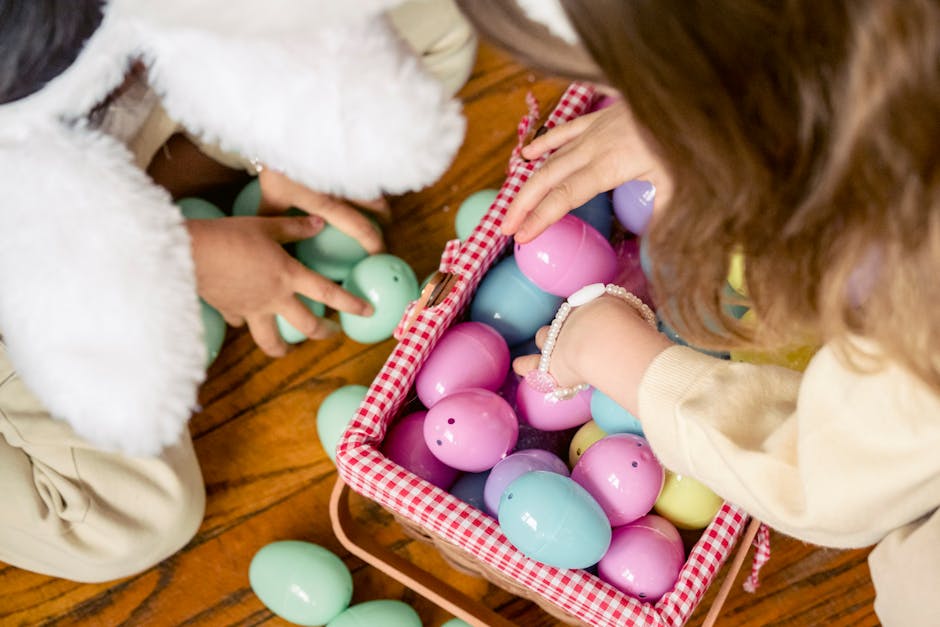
top-left (334, 83), bottom-right (752, 627)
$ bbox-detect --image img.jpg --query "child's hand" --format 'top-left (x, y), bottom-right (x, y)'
top-left (505, 100), bottom-right (672, 243)
top-left (513, 295), bottom-right (672, 415)
top-left (186, 216), bottom-right (373, 358)
top-left (258, 168), bottom-right (389, 253)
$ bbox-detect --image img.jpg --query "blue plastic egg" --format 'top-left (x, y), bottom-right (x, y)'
top-left (316, 384), bottom-right (368, 463)
top-left (570, 193), bottom-right (614, 238)
top-left (450, 471), bottom-right (490, 512)
top-left (295, 219), bottom-right (379, 282)
top-left (470, 256), bottom-right (562, 346)
top-left (177, 197), bottom-right (225, 220)
top-left (590, 388), bottom-right (643, 435)
top-left (498, 471), bottom-right (611, 569)
top-left (326, 600), bottom-right (421, 627)
top-left (275, 295), bottom-right (326, 344)
top-left (340, 254), bottom-right (419, 344)
top-left (249, 540), bottom-right (353, 626)
top-left (232, 178), bottom-right (262, 216)
top-left (456, 189), bottom-right (499, 240)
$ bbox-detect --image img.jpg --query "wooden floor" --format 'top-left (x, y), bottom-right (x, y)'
top-left (0, 44), bottom-right (880, 627)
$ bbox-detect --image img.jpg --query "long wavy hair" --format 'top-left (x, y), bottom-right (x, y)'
top-left (460, 0), bottom-right (940, 392)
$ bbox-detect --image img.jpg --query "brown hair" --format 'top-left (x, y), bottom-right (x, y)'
top-left (460, 0), bottom-right (940, 391)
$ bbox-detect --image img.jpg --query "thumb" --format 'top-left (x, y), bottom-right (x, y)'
top-left (260, 215), bottom-right (325, 243)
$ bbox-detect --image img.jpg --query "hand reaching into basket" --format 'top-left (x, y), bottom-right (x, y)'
top-left (503, 100), bottom-right (672, 243)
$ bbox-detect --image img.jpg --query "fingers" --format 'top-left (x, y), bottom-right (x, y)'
top-left (504, 148), bottom-right (586, 238)
top-left (246, 314), bottom-right (289, 358)
top-left (257, 215), bottom-right (326, 243)
top-left (513, 354), bottom-right (540, 377)
top-left (290, 190), bottom-right (385, 255)
top-left (288, 260), bottom-right (374, 316)
top-left (348, 196), bottom-right (392, 223)
top-left (520, 114), bottom-right (594, 161)
top-left (534, 326), bottom-right (549, 349)
top-left (510, 164), bottom-right (607, 243)
top-left (279, 296), bottom-right (341, 341)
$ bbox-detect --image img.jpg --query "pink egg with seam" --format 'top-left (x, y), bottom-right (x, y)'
top-left (571, 434), bottom-right (664, 526)
top-left (514, 214), bottom-right (618, 297)
top-left (382, 411), bottom-right (460, 490)
top-left (415, 322), bottom-right (510, 408)
top-left (515, 379), bottom-right (592, 431)
top-left (598, 514), bottom-right (684, 602)
top-left (424, 388), bottom-right (519, 472)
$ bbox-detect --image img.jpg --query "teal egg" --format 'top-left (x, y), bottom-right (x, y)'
top-left (232, 178), bottom-right (262, 216)
top-left (316, 384), bottom-right (368, 463)
top-left (200, 299), bottom-right (226, 367)
top-left (295, 219), bottom-right (380, 282)
top-left (456, 189), bottom-right (499, 240)
top-left (339, 254), bottom-right (419, 344)
top-left (442, 620), bottom-right (472, 627)
top-left (326, 600), bottom-right (421, 627)
top-left (498, 471), bottom-right (611, 569)
top-left (249, 540), bottom-right (353, 626)
top-left (276, 295), bottom-right (326, 344)
top-left (590, 388), bottom-right (643, 436)
top-left (177, 197), bottom-right (225, 220)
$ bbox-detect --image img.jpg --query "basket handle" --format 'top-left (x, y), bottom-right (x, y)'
top-left (329, 478), bottom-right (518, 627)
top-left (700, 516), bottom-right (764, 627)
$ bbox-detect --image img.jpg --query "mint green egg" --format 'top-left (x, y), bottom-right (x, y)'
top-left (455, 189), bottom-right (498, 240)
top-left (326, 600), bottom-right (421, 627)
top-left (276, 295), bottom-right (326, 344)
top-left (200, 299), bottom-right (226, 367)
top-left (316, 384), bottom-right (368, 463)
top-left (295, 218), bottom-right (381, 282)
top-left (177, 197), bottom-right (225, 220)
top-left (339, 254), bottom-right (419, 344)
top-left (232, 178), bottom-right (262, 216)
top-left (249, 540), bottom-right (353, 626)
top-left (442, 619), bottom-right (472, 627)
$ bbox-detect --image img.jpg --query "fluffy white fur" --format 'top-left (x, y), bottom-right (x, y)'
top-left (0, 0), bottom-right (464, 454)
top-left (515, 0), bottom-right (579, 45)
top-left (0, 125), bottom-right (204, 455)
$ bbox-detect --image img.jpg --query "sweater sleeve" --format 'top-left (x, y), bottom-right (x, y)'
top-left (638, 344), bottom-right (940, 548)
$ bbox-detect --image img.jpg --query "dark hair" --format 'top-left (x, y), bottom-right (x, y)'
top-left (459, 0), bottom-right (940, 391)
top-left (0, 0), bottom-right (104, 104)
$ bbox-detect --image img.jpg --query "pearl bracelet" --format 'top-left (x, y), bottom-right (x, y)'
top-left (524, 283), bottom-right (658, 401)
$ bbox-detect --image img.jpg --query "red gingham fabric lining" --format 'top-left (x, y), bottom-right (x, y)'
top-left (335, 83), bottom-right (751, 627)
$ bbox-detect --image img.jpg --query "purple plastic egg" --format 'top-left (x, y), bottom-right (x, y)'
top-left (424, 388), bottom-right (519, 472)
top-left (598, 514), bottom-right (684, 602)
top-left (571, 434), bottom-right (665, 526)
top-left (516, 379), bottom-right (592, 431)
top-left (612, 180), bottom-right (656, 235)
top-left (483, 449), bottom-right (569, 516)
top-left (514, 214), bottom-right (618, 297)
top-left (382, 411), bottom-right (460, 490)
top-left (415, 322), bottom-right (510, 408)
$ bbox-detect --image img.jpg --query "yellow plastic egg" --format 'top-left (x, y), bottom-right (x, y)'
top-left (653, 471), bottom-right (724, 530)
top-left (568, 420), bottom-right (607, 468)
top-left (730, 310), bottom-right (818, 372)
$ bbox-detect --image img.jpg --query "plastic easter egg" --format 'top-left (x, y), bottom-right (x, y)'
top-left (570, 193), bottom-right (614, 239)
top-left (658, 317), bottom-right (730, 359)
top-left (571, 434), bottom-right (664, 526)
top-left (590, 388), bottom-right (643, 435)
top-left (442, 620), bottom-right (472, 627)
top-left (515, 380), bottom-right (592, 431)
top-left (383, 411), bottom-right (460, 489)
top-left (449, 471), bottom-right (490, 512)
top-left (727, 250), bottom-right (746, 296)
top-left (177, 197), bottom-right (225, 220)
top-left (483, 449), bottom-right (569, 516)
top-left (590, 94), bottom-right (619, 112)
top-left (612, 237), bottom-right (654, 310)
top-left (456, 189), bottom-right (499, 240)
top-left (295, 219), bottom-right (380, 282)
top-left (470, 256), bottom-right (562, 346)
top-left (730, 310), bottom-right (817, 372)
top-left (249, 540), bottom-right (353, 626)
top-left (498, 471), bottom-right (611, 569)
top-left (568, 420), bottom-right (607, 468)
top-left (232, 178), bottom-right (262, 216)
top-left (275, 295), bottom-right (326, 344)
top-left (424, 388), bottom-right (519, 472)
top-left (597, 515), bottom-right (684, 602)
top-left (654, 471), bottom-right (723, 530)
top-left (200, 299), bottom-right (226, 368)
top-left (316, 384), bottom-right (368, 463)
top-left (612, 180), bottom-right (655, 235)
top-left (415, 321), bottom-right (510, 407)
top-left (326, 600), bottom-right (421, 627)
top-left (514, 214), bottom-right (618, 297)
top-left (339, 254), bottom-right (419, 344)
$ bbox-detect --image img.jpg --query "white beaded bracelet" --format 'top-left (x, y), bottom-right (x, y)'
top-left (524, 283), bottom-right (658, 401)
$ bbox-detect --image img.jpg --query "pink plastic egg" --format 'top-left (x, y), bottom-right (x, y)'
top-left (571, 434), bottom-right (664, 526)
top-left (515, 379), bottom-right (592, 431)
top-left (382, 411), bottom-right (460, 490)
top-left (415, 322), bottom-right (510, 407)
top-left (597, 514), bottom-right (684, 602)
top-left (424, 388), bottom-right (519, 472)
top-left (514, 214), bottom-right (618, 297)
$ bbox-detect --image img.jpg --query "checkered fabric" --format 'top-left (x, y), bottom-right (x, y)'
top-left (335, 83), bottom-right (751, 627)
